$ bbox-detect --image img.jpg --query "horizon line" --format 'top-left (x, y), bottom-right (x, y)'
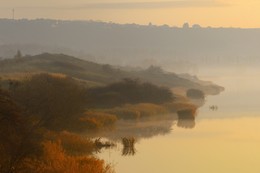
top-left (0, 17), bottom-right (259, 29)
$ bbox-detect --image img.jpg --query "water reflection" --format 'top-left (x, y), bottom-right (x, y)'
top-left (121, 137), bottom-right (136, 156)
top-left (97, 68), bottom-right (260, 173)
top-left (89, 110), bottom-right (197, 156)
top-left (177, 119), bottom-right (195, 129)
top-left (93, 114), bottom-right (178, 141)
top-left (177, 109), bottom-right (196, 129)
top-left (209, 105), bottom-right (218, 111)
top-left (94, 138), bottom-right (116, 153)
top-left (86, 100), bottom-right (202, 160)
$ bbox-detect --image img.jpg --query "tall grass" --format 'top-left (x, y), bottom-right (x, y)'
top-left (80, 111), bottom-right (117, 130)
top-left (104, 102), bottom-right (196, 120)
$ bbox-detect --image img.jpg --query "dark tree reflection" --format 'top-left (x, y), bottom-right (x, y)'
top-left (177, 119), bottom-right (195, 129)
top-left (177, 109), bottom-right (196, 129)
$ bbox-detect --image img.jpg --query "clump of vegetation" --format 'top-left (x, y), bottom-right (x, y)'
top-left (19, 140), bottom-right (114, 173)
top-left (177, 109), bottom-right (196, 119)
top-left (79, 111), bottom-right (117, 130)
top-left (9, 73), bottom-right (86, 131)
top-left (86, 78), bottom-right (174, 108)
top-left (177, 119), bottom-right (196, 129)
top-left (8, 74), bottom-right (177, 129)
top-left (163, 102), bottom-right (197, 113)
top-left (176, 108), bottom-right (196, 129)
top-left (94, 138), bottom-right (116, 150)
top-left (106, 103), bottom-right (168, 120)
top-left (44, 131), bottom-right (95, 156)
top-left (122, 137), bottom-right (135, 147)
top-left (0, 89), bottom-right (42, 173)
top-left (121, 137), bottom-right (136, 156)
top-left (14, 50), bottom-right (22, 59)
top-left (186, 89), bottom-right (205, 99)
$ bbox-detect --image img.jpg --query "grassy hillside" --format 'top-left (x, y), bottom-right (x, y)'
top-left (0, 53), bottom-right (224, 94)
top-left (0, 53), bottom-right (120, 85)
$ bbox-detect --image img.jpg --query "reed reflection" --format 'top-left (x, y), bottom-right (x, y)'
top-left (121, 137), bottom-right (136, 156)
top-left (88, 107), bottom-right (198, 157)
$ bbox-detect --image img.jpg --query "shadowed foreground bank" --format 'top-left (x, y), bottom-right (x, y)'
top-left (0, 88), bottom-right (114, 173)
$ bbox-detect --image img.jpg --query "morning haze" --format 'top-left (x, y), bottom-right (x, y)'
top-left (0, 0), bottom-right (260, 173)
top-left (1, 0), bottom-right (260, 28)
top-left (0, 19), bottom-right (260, 73)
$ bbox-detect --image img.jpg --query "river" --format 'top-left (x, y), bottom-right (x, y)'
top-left (97, 66), bottom-right (260, 173)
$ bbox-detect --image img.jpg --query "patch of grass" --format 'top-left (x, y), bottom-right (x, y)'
top-left (80, 111), bottom-right (117, 130)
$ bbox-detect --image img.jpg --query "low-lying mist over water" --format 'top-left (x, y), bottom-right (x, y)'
top-left (199, 67), bottom-right (260, 119)
top-left (97, 66), bottom-right (260, 173)
top-left (1, 13), bottom-right (260, 173)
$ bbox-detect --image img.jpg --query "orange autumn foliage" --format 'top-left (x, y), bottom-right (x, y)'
top-left (20, 141), bottom-right (114, 173)
top-left (44, 130), bottom-right (95, 155)
top-left (0, 88), bottom-right (114, 173)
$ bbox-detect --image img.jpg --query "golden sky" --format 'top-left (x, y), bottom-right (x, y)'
top-left (1, 0), bottom-right (260, 28)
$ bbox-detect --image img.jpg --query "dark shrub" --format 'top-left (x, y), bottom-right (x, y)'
top-left (86, 78), bottom-right (174, 108)
top-left (186, 89), bottom-right (205, 99)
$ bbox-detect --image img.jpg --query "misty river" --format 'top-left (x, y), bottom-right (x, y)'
top-left (97, 66), bottom-right (260, 173)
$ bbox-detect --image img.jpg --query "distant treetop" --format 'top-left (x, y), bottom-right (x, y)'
top-left (183, 22), bottom-right (190, 29)
top-left (14, 50), bottom-right (22, 58)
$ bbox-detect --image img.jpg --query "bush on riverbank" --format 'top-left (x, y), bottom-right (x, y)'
top-left (186, 89), bottom-right (205, 99)
top-left (79, 111), bottom-right (117, 130)
top-left (86, 78), bottom-right (174, 108)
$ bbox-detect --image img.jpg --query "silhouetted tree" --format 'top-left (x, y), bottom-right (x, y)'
top-left (14, 50), bottom-right (22, 58)
top-left (0, 89), bottom-right (41, 173)
top-left (182, 22), bottom-right (189, 29)
top-left (177, 109), bottom-right (196, 129)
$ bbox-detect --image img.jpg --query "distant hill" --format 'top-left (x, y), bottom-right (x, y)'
top-left (0, 19), bottom-right (260, 72)
top-left (0, 53), bottom-right (224, 95)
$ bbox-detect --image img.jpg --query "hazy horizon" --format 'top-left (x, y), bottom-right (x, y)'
top-left (1, 0), bottom-right (260, 28)
top-left (1, 1), bottom-right (260, 173)
top-left (1, 18), bottom-right (258, 29)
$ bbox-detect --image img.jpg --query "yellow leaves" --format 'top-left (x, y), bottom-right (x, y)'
top-left (41, 140), bottom-right (112, 173)
top-left (43, 140), bottom-right (66, 164)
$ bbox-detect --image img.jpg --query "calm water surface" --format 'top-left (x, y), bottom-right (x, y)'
top-left (98, 68), bottom-right (260, 173)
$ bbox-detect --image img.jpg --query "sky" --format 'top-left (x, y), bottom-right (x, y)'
top-left (0, 0), bottom-right (260, 28)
